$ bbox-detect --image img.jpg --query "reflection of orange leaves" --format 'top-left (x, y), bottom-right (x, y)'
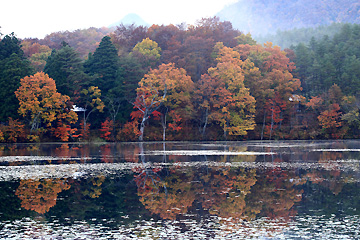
top-left (100, 145), bottom-right (113, 163)
top-left (121, 144), bottom-right (140, 163)
top-left (53, 144), bottom-right (83, 159)
top-left (139, 190), bottom-right (195, 220)
top-left (306, 169), bottom-right (344, 195)
top-left (15, 179), bottom-right (70, 214)
top-left (204, 168), bottom-right (257, 219)
top-left (319, 151), bottom-right (343, 163)
top-left (54, 144), bottom-right (70, 158)
top-left (305, 172), bottom-right (323, 184)
top-left (137, 173), bottom-right (195, 220)
top-left (83, 176), bottom-right (105, 198)
top-left (132, 166), bottom-right (143, 173)
top-left (260, 168), bottom-right (302, 220)
top-left (152, 167), bottom-right (162, 173)
top-left (327, 171), bottom-right (344, 195)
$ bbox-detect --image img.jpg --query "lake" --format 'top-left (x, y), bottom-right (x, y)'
top-left (0, 140), bottom-right (359, 239)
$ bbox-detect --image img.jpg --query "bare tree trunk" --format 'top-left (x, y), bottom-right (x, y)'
top-left (30, 112), bottom-right (41, 133)
top-left (136, 142), bottom-right (168, 196)
top-left (202, 108), bottom-right (209, 138)
top-left (135, 79), bottom-right (168, 142)
top-left (223, 121), bottom-right (227, 140)
top-left (139, 116), bottom-right (146, 141)
top-left (105, 96), bottom-right (122, 139)
top-left (162, 125), bottom-right (166, 142)
top-left (161, 108), bottom-right (168, 141)
top-left (163, 141), bottom-right (166, 163)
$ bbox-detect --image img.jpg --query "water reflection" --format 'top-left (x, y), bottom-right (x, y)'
top-left (0, 141), bottom-right (359, 239)
top-left (15, 179), bottom-right (70, 214)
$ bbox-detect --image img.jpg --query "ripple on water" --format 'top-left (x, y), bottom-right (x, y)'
top-left (0, 215), bottom-right (358, 239)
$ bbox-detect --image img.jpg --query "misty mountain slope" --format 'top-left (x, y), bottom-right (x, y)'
top-left (255, 23), bottom-right (348, 49)
top-left (217, 0), bottom-right (360, 35)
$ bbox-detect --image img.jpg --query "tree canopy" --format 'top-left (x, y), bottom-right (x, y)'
top-left (1, 20), bottom-right (360, 142)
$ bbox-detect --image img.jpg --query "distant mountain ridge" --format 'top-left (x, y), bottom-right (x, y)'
top-left (109, 13), bottom-right (149, 27)
top-left (217, 0), bottom-right (360, 35)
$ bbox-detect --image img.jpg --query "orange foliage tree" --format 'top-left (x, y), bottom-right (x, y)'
top-left (15, 72), bottom-right (78, 138)
top-left (3, 117), bottom-right (26, 142)
top-left (303, 84), bottom-right (347, 139)
top-left (117, 120), bottom-right (141, 141)
top-left (194, 43), bottom-right (256, 139)
top-left (51, 122), bottom-right (77, 142)
top-left (132, 63), bottom-right (194, 141)
top-left (100, 119), bottom-right (114, 141)
top-left (318, 103), bottom-right (342, 138)
top-left (235, 42), bottom-right (301, 139)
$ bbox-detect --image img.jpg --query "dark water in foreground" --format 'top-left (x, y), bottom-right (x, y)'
top-left (0, 140), bottom-right (359, 239)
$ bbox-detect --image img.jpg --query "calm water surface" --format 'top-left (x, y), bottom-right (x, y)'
top-left (0, 140), bottom-right (359, 239)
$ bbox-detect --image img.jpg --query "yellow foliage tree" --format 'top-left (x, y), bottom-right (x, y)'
top-left (206, 43), bottom-right (256, 139)
top-left (78, 86), bottom-right (105, 137)
top-left (132, 37), bottom-right (161, 60)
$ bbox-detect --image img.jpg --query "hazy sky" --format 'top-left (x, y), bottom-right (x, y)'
top-left (1, 0), bottom-right (238, 39)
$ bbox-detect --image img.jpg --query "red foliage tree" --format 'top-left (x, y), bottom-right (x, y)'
top-left (100, 119), bottom-right (114, 141)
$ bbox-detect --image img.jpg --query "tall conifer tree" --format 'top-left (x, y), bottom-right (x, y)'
top-left (0, 33), bottom-right (33, 121)
top-left (44, 43), bottom-right (90, 98)
top-left (84, 36), bottom-right (119, 94)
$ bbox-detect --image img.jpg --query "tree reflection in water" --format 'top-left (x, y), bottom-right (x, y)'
top-left (130, 143), bottom-right (304, 224)
top-left (15, 178), bottom-right (70, 214)
top-left (0, 141), bottom-right (358, 239)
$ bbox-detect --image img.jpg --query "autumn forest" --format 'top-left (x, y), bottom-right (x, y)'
top-left (1, 18), bottom-right (360, 142)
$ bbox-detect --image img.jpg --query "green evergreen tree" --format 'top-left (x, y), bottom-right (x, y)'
top-left (83, 36), bottom-right (146, 125)
top-left (342, 55), bottom-right (360, 94)
top-left (0, 34), bottom-right (33, 121)
top-left (0, 33), bottom-right (24, 60)
top-left (44, 43), bottom-right (90, 98)
top-left (293, 24), bottom-right (360, 96)
top-left (293, 43), bottom-right (313, 96)
top-left (84, 36), bottom-right (120, 94)
top-left (106, 55), bottom-right (146, 123)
